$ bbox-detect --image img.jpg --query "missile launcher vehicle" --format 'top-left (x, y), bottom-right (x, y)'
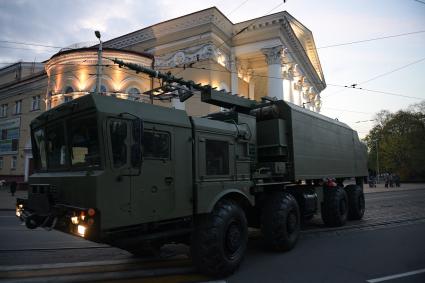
top-left (17, 59), bottom-right (367, 277)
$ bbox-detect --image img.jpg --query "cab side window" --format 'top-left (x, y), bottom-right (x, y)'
top-left (110, 120), bottom-right (127, 168)
top-left (205, 139), bottom-right (229, 175)
top-left (143, 131), bottom-right (170, 160)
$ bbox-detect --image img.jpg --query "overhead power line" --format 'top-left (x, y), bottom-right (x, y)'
top-left (326, 83), bottom-right (423, 100)
top-left (0, 40), bottom-right (62, 49)
top-left (227, 0), bottom-right (250, 16)
top-left (315, 30), bottom-right (425, 50)
top-left (323, 56), bottom-right (425, 99)
top-left (159, 63), bottom-right (424, 101)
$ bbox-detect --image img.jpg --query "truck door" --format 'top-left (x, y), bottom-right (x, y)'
top-left (102, 118), bottom-right (133, 227)
top-left (131, 124), bottom-right (175, 222)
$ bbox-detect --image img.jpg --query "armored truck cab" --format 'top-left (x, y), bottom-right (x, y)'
top-left (17, 61), bottom-right (367, 277)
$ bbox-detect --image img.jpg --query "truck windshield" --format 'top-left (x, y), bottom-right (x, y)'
top-left (32, 115), bottom-right (101, 171)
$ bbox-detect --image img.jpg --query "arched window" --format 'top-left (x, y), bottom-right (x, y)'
top-left (65, 86), bottom-right (74, 94)
top-left (64, 86), bottom-right (73, 102)
top-left (127, 87), bottom-right (141, 100)
top-left (100, 85), bottom-right (107, 94)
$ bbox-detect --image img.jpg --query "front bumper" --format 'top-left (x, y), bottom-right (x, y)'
top-left (16, 198), bottom-right (99, 240)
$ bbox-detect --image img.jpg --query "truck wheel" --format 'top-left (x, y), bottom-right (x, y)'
top-left (261, 192), bottom-right (300, 252)
top-left (321, 187), bottom-right (348, 227)
top-left (191, 199), bottom-right (247, 277)
top-left (345, 185), bottom-right (365, 220)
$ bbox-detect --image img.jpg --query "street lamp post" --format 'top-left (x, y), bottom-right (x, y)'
top-left (94, 31), bottom-right (102, 95)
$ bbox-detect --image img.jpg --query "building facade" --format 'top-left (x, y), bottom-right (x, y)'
top-left (45, 48), bottom-right (154, 109)
top-left (0, 63), bottom-right (47, 185)
top-left (104, 7), bottom-right (326, 113)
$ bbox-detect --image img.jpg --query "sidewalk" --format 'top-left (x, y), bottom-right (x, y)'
top-left (0, 188), bottom-right (27, 211)
top-left (363, 182), bottom-right (425, 194)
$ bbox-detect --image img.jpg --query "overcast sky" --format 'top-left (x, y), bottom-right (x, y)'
top-left (1, 0), bottom-right (424, 138)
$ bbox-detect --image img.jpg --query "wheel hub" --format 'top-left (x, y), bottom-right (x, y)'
top-left (340, 198), bottom-right (347, 215)
top-left (287, 212), bottom-right (297, 234)
top-left (225, 222), bottom-right (242, 254)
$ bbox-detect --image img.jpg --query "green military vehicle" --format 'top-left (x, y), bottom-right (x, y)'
top-left (17, 59), bottom-right (367, 277)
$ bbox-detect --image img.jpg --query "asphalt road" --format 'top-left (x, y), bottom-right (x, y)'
top-left (0, 189), bottom-right (424, 282)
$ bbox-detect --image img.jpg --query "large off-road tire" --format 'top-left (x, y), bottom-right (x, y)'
top-left (261, 192), bottom-right (300, 252)
top-left (321, 187), bottom-right (348, 227)
top-left (345, 185), bottom-right (365, 220)
top-left (191, 199), bottom-right (248, 277)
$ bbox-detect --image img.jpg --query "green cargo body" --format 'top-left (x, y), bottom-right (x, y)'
top-left (255, 100), bottom-right (368, 181)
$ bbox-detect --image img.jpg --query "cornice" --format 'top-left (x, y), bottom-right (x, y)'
top-left (281, 18), bottom-right (325, 93)
top-left (155, 43), bottom-right (230, 70)
top-left (104, 8), bottom-right (232, 49)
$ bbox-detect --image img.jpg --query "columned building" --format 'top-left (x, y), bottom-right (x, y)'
top-left (104, 7), bottom-right (326, 114)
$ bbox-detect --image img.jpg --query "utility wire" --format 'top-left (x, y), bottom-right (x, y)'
top-left (315, 30), bottom-right (425, 50)
top-left (321, 107), bottom-right (374, 114)
top-left (326, 83), bottom-right (423, 100)
top-left (0, 40), bottom-right (62, 49)
top-left (227, 0), bottom-right (250, 16)
top-left (323, 56), bottom-right (425, 99)
top-left (158, 64), bottom-right (424, 100)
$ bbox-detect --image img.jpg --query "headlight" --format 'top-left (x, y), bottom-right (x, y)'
top-left (77, 225), bottom-right (86, 237)
top-left (71, 216), bottom-right (79, 225)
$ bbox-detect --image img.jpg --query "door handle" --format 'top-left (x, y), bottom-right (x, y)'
top-left (164, 177), bottom-right (173, 185)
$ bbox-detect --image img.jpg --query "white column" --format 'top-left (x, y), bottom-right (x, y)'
top-left (246, 70), bottom-right (255, 100)
top-left (308, 89), bottom-right (316, 111)
top-left (282, 65), bottom-right (294, 103)
top-left (261, 46), bottom-right (284, 100)
top-left (249, 80), bottom-right (255, 100)
top-left (230, 52), bottom-right (238, 95)
top-left (295, 77), bottom-right (304, 107)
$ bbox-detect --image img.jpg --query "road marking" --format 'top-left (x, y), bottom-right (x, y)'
top-left (0, 266), bottom-right (195, 283)
top-left (0, 258), bottom-right (144, 271)
top-left (367, 268), bottom-right (425, 282)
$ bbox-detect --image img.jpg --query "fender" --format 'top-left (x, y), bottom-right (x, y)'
top-left (206, 188), bottom-right (254, 213)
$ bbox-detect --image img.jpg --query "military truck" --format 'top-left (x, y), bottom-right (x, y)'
top-left (17, 59), bottom-right (367, 277)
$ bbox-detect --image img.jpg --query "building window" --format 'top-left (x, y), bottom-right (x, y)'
top-left (205, 139), bottom-right (229, 175)
top-left (127, 87), bottom-right (141, 100)
top-left (31, 95), bottom-right (41, 111)
top-left (14, 100), bottom-right (22, 115)
top-left (0, 157), bottom-right (3, 169)
top-left (65, 86), bottom-right (74, 102)
top-left (101, 85), bottom-right (107, 95)
top-left (65, 86), bottom-right (74, 94)
top-left (11, 156), bottom-right (17, 169)
top-left (0, 104), bottom-right (7, 117)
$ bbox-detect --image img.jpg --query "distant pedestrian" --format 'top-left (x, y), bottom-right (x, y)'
top-left (384, 174), bottom-right (389, 188)
top-left (10, 181), bottom-right (17, 197)
top-left (389, 174), bottom-right (394, 188)
top-left (395, 175), bottom-right (401, 187)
